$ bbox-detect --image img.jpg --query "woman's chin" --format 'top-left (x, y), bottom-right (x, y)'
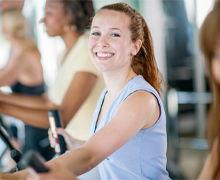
top-left (46, 31), bottom-right (58, 37)
top-left (95, 66), bottom-right (109, 73)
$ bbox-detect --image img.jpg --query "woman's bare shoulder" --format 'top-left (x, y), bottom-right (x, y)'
top-left (128, 90), bottom-right (158, 107)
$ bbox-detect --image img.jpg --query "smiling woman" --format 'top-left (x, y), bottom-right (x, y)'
top-left (0, 0), bottom-right (105, 150)
top-left (89, 10), bottom-right (137, 73)
top-left (0, 2), bottom-right (170, 180)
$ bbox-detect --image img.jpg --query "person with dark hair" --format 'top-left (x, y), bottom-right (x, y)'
top-left (0, 8), bottom-right (55, 161)
top-left (198, 0), bottom-right (220, 178)
top-left (0, 2), bottom-right (169, 180)
top-left (0, 0), bottom-right (105, 144)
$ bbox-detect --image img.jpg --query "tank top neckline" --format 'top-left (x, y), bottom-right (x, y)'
top-left (94, 75), bottom-right (141, 132)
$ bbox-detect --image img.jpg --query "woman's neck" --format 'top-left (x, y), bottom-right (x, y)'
top-left (10, 38), bottom-right (23, 50)
top-left (103, 68), bottom-right (137, 99)
top-left (61, 31), bottom-right (83, 50)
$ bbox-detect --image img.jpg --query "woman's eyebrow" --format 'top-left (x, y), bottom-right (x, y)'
top-left (91, 26), bottom-right (122, 32)
top-left (110, 28), bottom-right (122, 32)
top-left (91, 26), bottom-right (99, 29)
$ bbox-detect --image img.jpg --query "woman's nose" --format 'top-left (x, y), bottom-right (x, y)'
top-left (98, 36), bottom-right (109, 48)
top-left (40, 17), bottom-right (45, 24)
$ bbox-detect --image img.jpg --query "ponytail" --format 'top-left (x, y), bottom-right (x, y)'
top-left (100, 3), bottom-right (165, 96)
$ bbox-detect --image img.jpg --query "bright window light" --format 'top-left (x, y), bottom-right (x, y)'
top-left (184, 0), bottom-right (195, 24)
top-left (196, 0), bottom-right (215, 28)
top-left (184, 0), bottom-right (215, 28)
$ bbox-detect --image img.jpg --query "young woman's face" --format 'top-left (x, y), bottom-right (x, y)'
top-left (211, 32), bottom-right (220, 85)
top-left (41, 0), bottom-right (69, 37)
top-left (88, 10), bottom-right (138, 73)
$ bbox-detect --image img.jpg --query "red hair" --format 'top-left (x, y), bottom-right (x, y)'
top-left (98, 3), bottom-right (165, 96)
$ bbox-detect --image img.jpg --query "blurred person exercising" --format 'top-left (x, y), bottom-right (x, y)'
top-left (0, 8), bottom-right (54, 160)
top-left (0, 0), bottom-right (24, 11)
top-left (198, 0), bottom-right (220, 179)
top-left (0, 0), bottom-right (104, 146)
top-left (0, 2), bottom-right (170, 180)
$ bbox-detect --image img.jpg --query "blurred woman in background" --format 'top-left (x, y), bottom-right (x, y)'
top-left (0, 0), bottom-right (104, 148)
top-left (0, 8), bottom-right (55, 161)
top-left (199, 0), bottom-right (220, 178)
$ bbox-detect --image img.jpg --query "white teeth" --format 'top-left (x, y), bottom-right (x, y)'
top-left (97, 52), bottom-right (112, 57)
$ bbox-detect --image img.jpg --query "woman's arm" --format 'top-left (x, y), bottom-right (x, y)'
top-left (57, 71), bottom-right (97, 127)
top-left (0, 71), bottom-right (97, 110)
top-left (0, 54), bottom-right (25, 87)
top-left (48, 128), bottom-right (85, 150)
top-left (198, 137), bottom-right (219, 179)
top-left (198, 154), bottom-right (213, 179)
top-left (26, 161), bottom-right (79, 180)
top-left (0, 72), bottom-right (97, 128)
top-left (46, 91), bottom-right (160, 176)
top-left (0, 103), bottom-right (50, 128)
top-left (0, 169), bottom-right (29, 180)
top-left (0, 91), bottom-right (159, 179)
top-left (0, 93), bottom-right (56, 110)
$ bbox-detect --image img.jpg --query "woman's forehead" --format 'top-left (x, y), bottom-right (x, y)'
top-left (92, 10), bottom-right (130, 28)
top-left (45, 0), bottom-right (63, 9)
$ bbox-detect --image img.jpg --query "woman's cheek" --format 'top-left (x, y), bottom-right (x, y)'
top-left (88, 38), bottom-right (95, 52)
top-left (211, 59), bottom-right (220, 85)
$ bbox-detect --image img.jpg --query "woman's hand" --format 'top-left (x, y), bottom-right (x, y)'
top-left (26, 161), bottom-right (78, 180)
top-left (48, 128), bottom-right (85, 150)
top-left (0, 172), bottom-right (19, 180)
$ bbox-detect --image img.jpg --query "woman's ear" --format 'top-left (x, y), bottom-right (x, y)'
top-left (131, 39), bottom-right (142, 56)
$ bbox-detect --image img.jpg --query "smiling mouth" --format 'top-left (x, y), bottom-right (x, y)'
top-left (96, 52), bottom-right (114, 59)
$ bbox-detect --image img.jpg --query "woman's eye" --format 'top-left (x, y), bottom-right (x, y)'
top-left (111, 33), bottom-right (120, 37)
top-left (91, 32), bottom-right (100, 36)
top-left (45, 11), bottom-right (52, 16)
